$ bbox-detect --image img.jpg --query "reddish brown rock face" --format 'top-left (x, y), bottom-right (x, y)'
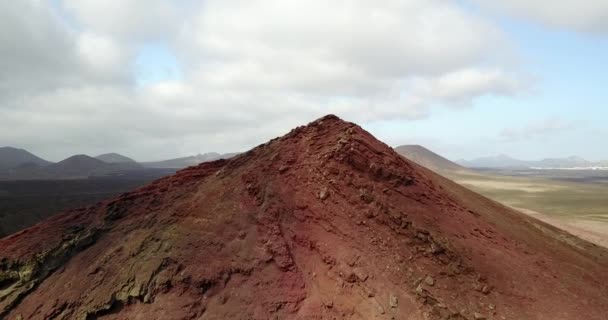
top-left (1, 115), bottom-right (607, 319)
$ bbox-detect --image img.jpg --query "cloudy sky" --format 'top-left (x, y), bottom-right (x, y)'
top-left (1, 0), bottom-right (606, 162)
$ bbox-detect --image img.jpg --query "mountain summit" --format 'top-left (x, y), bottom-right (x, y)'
top-left (95, 153), bottom-right (137, 164)
top-left (1, 115), bottom-right (607, 319)
top-left (0, 147), bottom-right (51, 170)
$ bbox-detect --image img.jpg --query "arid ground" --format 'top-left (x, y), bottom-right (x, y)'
top-left (450, 170), bottom-right (608, 248)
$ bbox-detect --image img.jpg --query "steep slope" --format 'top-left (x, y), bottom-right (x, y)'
top-left (394, 145), bottom-right (468, 174)
top-left (0, 147), bottom-right (51, 170)
top-left (1, 115), bottom-right (607, 320)
top-left (96, 153), bottom-right (137, 164)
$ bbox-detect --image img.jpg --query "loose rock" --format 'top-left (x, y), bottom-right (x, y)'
top-left (389, 294), bottom-right (398, 308)
top-left (319, 188), bottom-right (330, 200)
top-left (481, 285), bottom-right (491, 295)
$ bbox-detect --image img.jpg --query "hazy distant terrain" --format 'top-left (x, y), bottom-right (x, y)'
top-left (142, 152), bottom-right (238, 169)
top-left (95, 153), bottom-right (138, 164)
top-left (0, 155), bottom-right (144, 180)
top-left (0, 148), bottom-right (239, 180)
top-left (474, 167), bottom-right (608, 184)
top-left (458, 155), bottom-right (608, 169)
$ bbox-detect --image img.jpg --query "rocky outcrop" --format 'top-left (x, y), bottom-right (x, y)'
top-left (0, 227), bottom-right (99, 318)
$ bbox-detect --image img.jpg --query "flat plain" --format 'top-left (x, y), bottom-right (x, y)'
top-left (0, 169), bottom-right (175, 238)
top-left (449, 169), bottom-right (608, 247)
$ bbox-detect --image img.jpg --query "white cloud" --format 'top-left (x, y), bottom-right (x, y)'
top-left (409, 68), bottom-right (525, 104)
top-left (0, 1), bottom-right (130, 100)
top-left (61, 0), bottom-right (181, 41)
top-left (180, 0), bottom-right (510, 88)
top-left (172, 0), bottom-right (525, 122)
top-left (0, 0), bottom-right (531, 160)
top-left (77, 33), bottom-right (126, 73)
top-left (0, 1), bottom-right (75, 96)
top-left (472, 0), bottom-right (608, 34)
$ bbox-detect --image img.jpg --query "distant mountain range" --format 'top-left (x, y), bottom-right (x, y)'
top-left (458, 155), bottom-right (608, 169)
top-left (5, 143), bottom-right (605, 181)
top-left (394, 145), bottom-right (469, 174)
top-left (142, 153), bottom-right (238, 169)
top-left (393, 145), bottom-right (608, 172)
top-left (0, 147), bottom-right (239, 180)
top-left (0, 155), bottom-right (143, 180)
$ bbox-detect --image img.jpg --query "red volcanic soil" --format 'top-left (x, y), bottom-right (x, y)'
top-left (1, 115), bottom-right (607, 320)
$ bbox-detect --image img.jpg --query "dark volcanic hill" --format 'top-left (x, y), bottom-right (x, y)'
top-left (44, 155), bottom-right (143, 178)
top-left (47, 155), bottom-right (112, 175)
top-left (1, 115), bottom-right (607, 320)
top-left (0, 155), bottom-right (143, 180)
top-left (0, 147), bottom-right (51, 170)
top-left (95, 153), bottom-right (137, 164)
top-left (394, 145), bottom-right (468, 174)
